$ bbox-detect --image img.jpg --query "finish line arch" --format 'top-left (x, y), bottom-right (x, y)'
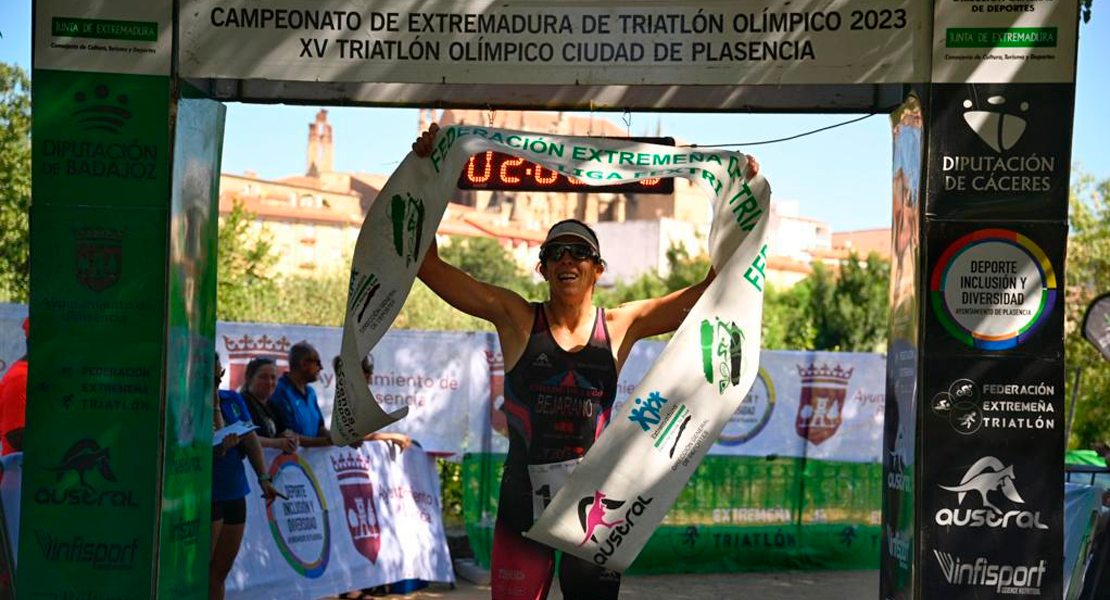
top-left (24, 0), bottom-right (1079, 598)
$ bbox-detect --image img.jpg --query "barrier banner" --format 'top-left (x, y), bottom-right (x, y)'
top-left (331, 126), bottom-right (768, 453)
top-left (0, 447), bottom-right (451, 600)
top-left (217, 322), bottom-right (483, 455)
top-left (226, 444), bottom-right (452, 600)
top-left (473, 346), bottom-right (885, 460)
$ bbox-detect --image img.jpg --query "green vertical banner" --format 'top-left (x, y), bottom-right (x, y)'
top-left (156, 92), bottom-right (226, 600)
top-left (22, 67), bottom-right (171, 600)
top-left (22, 1), bottom-right (218, 599)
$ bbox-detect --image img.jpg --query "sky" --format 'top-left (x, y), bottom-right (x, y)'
top-left (2, 2), bottom-right (1107, 232)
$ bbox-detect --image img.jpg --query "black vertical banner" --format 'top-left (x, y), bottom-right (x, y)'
top-left (917, 81), bottom-right (1073, 600)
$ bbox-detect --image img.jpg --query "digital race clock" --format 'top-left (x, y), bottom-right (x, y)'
top-left (456, 137), bottom-right (675, 194)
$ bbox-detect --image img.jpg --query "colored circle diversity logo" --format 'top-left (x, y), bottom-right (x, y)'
top-left (265, 453), bottom-right (331, 579)
top-left (717, 367), bottom-right (776, 446)
top-left (930, 229), bottom-right (1056, 350)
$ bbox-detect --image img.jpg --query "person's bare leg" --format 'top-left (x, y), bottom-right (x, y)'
top-left (209, 523), bottom-right (245, 600)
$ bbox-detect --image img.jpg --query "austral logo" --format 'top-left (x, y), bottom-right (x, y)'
top-left (934, 456), bottom-right (1047, 530)
top-left (34, 529), bottom-right (140, 571)
top-left (388, 192), bottom-right (425, 267)
top-left (699, 317), bottom-right (744, 394)
top-left (348, 269), bottom-right (381, 323)
top-left (576, 490), bottom-right (654, 566)
top-left (962, 95), bottom-right (1028, 153)
top-left (74, 228), bottom-right (124, 292)
top-left (72, 84), bottom-right (133, 134)
top-left (886, 421), bottom-right (912, 492)
top-left (35, 439), bottom-right (137, 508)
top-left (934, 549), bottom-right (1047, 595)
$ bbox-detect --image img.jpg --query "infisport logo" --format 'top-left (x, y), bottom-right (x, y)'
top-left (34, 530), bottom-right (139, 571)
top-left (934, 456), bottom-right (1047, 530)
top-left (576, 491), bottom-right (653, 566)
top-left (934, 550), bottom-right (1046, 595)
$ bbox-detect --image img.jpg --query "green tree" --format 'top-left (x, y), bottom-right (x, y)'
top-left (806, 252), bottom-right (891, 352)
top-left (216, 198), bottom-right (279, 321)
top-left (1065, 172), bottom-right (1110, 447)
top-left (438, 236), bottom-right (538, 296)
top-left (0, 63), bottom-right (31, 302)
top-left (762, 282), bottom-right (816, 350)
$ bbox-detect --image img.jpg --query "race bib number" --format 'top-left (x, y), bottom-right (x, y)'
top-left (528, 458), bottom-right (581, 519)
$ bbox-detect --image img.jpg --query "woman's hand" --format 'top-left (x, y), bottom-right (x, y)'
top-left (220, 433), bottom-right (240, 453)
top-left (745, 155), bottom-right (760, 179)
top-left (280, 429), bottom-right (300, 453)
top-left (412, 123), bottom-right (439, 158)
top-left (260, 480), bottom-right (287, 507)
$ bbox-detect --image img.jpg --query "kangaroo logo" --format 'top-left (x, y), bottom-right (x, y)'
top-left (45, 439), bottom-right (117, 491)
top-left (577, 491), bottom-right (627, 547)
top-left (940, 456), bottom-right (1026, 515)
top-left (962, 95), bottom-right (1029, 153)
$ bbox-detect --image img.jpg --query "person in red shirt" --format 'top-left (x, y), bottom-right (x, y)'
top-left (0, 318), bottom-right (28, 455)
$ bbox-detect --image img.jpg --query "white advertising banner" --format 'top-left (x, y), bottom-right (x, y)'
top-left (34, 0), bottom-right (173, 76)
top-left (0, 305), bottom-right (27, 380)
top-left (227, 444), bottom-right (453, 600)
top-left (932, 0), bottom-right (1079, 83)
top-left (179, 0), bottom-right (928, 85)
top-left (216, 321), bottom-right (480, 455)
top-left (710, 351), bottom-right (885, 461)
top-left (0, 446), bottom-right (452, 599)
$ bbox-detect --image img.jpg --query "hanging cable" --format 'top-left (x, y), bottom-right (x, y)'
top-left (681, 112), bottom-right (880, 148)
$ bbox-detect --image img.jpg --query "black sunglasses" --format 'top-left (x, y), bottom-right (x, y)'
top-left (540, 243), bottom-right (598, 263)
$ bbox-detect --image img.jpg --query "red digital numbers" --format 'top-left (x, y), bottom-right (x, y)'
top-left (458, 152), bottom-right (674, 194)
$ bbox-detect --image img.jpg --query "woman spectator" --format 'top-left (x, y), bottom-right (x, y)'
top-left (239, 357), bottom-right (299, 454)
top-left (212, 354), bottom-right (282, 600)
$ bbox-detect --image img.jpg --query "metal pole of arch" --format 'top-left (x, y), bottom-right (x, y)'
top-left (1066, 366), bottom-right (1083, 450)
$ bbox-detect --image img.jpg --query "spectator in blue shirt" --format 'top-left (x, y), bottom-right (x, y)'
top-left (270, 341), bottom-right (333, 447)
